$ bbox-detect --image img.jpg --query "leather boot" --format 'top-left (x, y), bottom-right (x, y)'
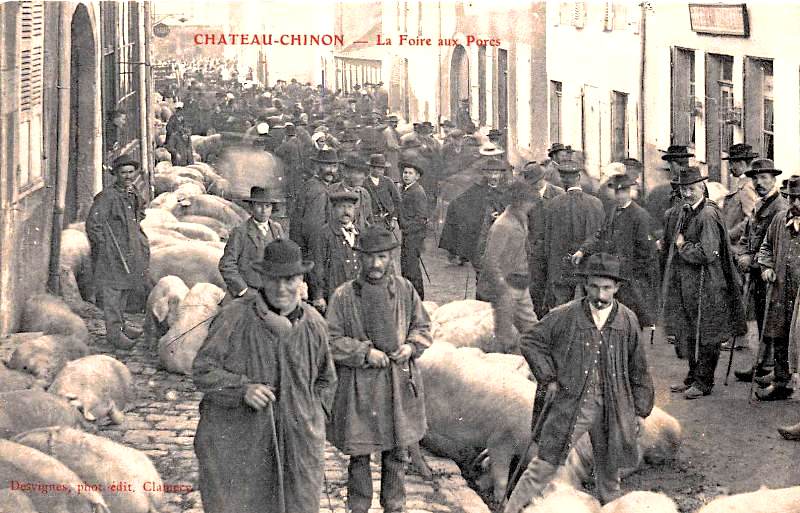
top-left (123, 324), bottom-right (142, 340)
top-left (755, 384), bottom-right (794, 401)
top-left (734, 366), bottom-right (771, 382)
top-left (778, 421), bottom-right (800, 440)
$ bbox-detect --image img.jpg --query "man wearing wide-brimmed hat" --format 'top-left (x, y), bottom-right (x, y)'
top-left (219, 186), bottom-right (285, 303)
top-left (290, 146), bottom-right (340, 258)
top-left (325, 225), bottom-right (431, 513)
top-left (505, 253), bottom-right (654, 512)
top-left (194, 238), bottom-right (337, 513)
top-left (86, 155), bottom-right (151, 349)
top-left (662, 167), bottom-right (747, 399)
top-left (733, 158), bottom-right (785, 375)
top-left (721, 143), bottom-right (759, 244)
top-left (329, 154), bottom-right (374, 230)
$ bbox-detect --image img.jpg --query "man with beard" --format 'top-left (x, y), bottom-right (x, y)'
top-left (753, 175), bottom-right (800, 401)
top-left (663, 167), bottom-right (747, 399)
top-left (733, 158), bottom-right (786, 379)
top-left (644, 144), bottom-right (694, 239)
top-left (721, 143), bottom-right (759, 245)
top-left (325, 225), bottom-right (431, 513)
top-left (329, 154), bottom-right (374, 231)
top-left (290, 146), bottom-right (339, 258)
top-left (219, 187), bottom-right (285, 304)
top-left (504, 253), bottom-right (654, 512)
top-left (193, 239), bottom-right (337, 513)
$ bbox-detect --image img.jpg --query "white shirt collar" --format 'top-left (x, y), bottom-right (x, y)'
top-left (589, 302), bottom-right (614, 330)
top-left (692, 197), bottom-right (704, 210)
top-left (567, 186), bottom-right (582, 192)
top-left (618, 200), bottom-right (632, 209)
top-left (369, 175), bottom-right (380, 186)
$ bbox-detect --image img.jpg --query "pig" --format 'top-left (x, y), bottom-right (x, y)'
top-left (158, 282), bottom-right (225, 374)
top-left (431, 299), bottom-right (519, 353)
top-left (169, 193), bottom-right (247, 228)
top-left (14, 426), bottom-right (165, 513)
top-left (430, 299), bottom-right (490, 325)
top-left (522, 486), bottom-right (602, 513)
top-left (143, 226), bottom-right (192, 249)
top-left (696, 486), bottom-right (800, 513)
top-left (0, 361), bottom-right (42, 393)
top-left (417, 341), bottom-right (536, 499)
top-left (143, 275), bottom-right (190, 347)
top-left (177, 214), bottom-right (231, 239)
top-left (20, 293), bottom-right (89, 344)
top-left (0, 489), bottom-right (37, 513)
top-left (0, 390), bottom-right (85, 438)
top-left (154, 159), bottom-right (173, 175)
top-left (170, 165), bottom-right (206, 183)
top-left (150, 241), bottom-right (225, 289)
top-left (173, 180), bottom-right (207, 199)
top-left (59, 228), bottom-right (95, 307)
top-left (7, 334), bottom-right (90, 383)
top-left (187, 161), bottom-right (224, 184)
top-left (0, 438), bottom-right (109, 513)
top-left (600, 491), bottom-right (679, 513)
top-left (154, 146), bottom-right (172, 162)
top-left (422, 300), bottom-right (440, 316)
top-left (141, 207), bottom-right (179, 228)
top-left (191, 133), bottom-right (223, 163)
top-left (207, 176), bottom-right (232, 199)
top-left (153, 172), bottom-right (202, 196)
top-left (167, 221), bottom-right (221, 242)
top-left (48, 354), bottom-right (135, 424)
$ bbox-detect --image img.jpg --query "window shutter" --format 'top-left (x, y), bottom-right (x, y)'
top-left (604, 0), bottom-right (614, 31)
top-left (572, 1), bottom-right (586, 28)
top-left (18, 0), bottom-right (45, 188)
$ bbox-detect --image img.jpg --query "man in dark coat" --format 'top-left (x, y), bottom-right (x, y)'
top-left (193, 239), bottom-right (337, 513)
top-left (329, 154), bottom-right (374, 231)
top-left (383, 116), bottom-right (402, 183)
top-left (754, 176), bottom-right (800, 401)
top-left (309, 191), bottom-right (361, 312)
top-left (165, 106), bottom-right (195, 166)
top-left (86, 155), bottom-right (150, 349)
top-left (504, 253), bottom-right (654, 512)
top-left (218, 187), bottom-right (285, 302)
top-left (326, 225), bottom-right (431, 513)
top-left (664, 167), bottom-right (747, 399)
top-left (275, 123), bottom-right (306, 211)
top-left (721, 143), bottom-right (759, 246)
top-left (399, 161), bottom-right (429, 300)
top-left (290, 146), bottom-right (339, 258)
top-left (574, 174), bottom-right (657, 328)
top-left (643, 145), bottom-right (694, 240)
top-left (374, 81), bottom-right (389, 114)
top-left (542, 161), bottom-right (605, 313)
top-left (522, 162), bottom-right (564, 315)
top-left (733, 158), bottom-right (786, 380)
top-left (364, 153), bottom-right (402, 271)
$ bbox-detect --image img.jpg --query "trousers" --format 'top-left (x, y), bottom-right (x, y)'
top-left (683, 337), bottom-right (721, 394)
top-left (347, 447), bottom-right (406, 513)
top-left (102, 287), bottom-right (131, 345)
top-left (491, 286), bottom-right (539, 353)
top-left (401, 230), bottom-right (425, 300)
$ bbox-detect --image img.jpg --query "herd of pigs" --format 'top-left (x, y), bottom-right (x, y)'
top-left (1, 148), bottom-right (798, 512)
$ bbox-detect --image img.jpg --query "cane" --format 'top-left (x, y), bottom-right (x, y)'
top-left (694, 267), bottom-right (705, 362)
top-left (463, 267), bottom-right (470, 300)
top-left (725, 273), bottom-right (751, 385)
top-left (266, 401), bottom-right (286, 512)
top-left (750, 281), bottom-right (775, 404)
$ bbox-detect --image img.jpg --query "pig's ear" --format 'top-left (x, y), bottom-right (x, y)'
top-left (153, 296), bottom-right (171, 323)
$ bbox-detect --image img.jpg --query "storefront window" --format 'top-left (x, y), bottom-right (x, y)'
top-left (762, 63), bottom-right (774, 160)
top-left (671, 48), bottom-right (696, 147)
top-left (744, 58), bottom-right (774, 161)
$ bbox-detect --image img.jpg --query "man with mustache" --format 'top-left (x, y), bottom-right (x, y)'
top-left (289, 146), bottom-right (339, 259)
top-left (326, 225), bottom-right (431, 513)
top-left (732, 158), bottom-right (786, 370)
top-left (504, 253), bottom-right (654, 512)
top-left (721, 143), bottom-right (759, 246)
top-left (662, 167), bottom-right (747, 399)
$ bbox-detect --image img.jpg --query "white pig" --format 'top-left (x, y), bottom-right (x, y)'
top-left (696, 486), bottom-right (800, 513)
top-left (431, 299), bottom-right (520, 353)
top-left (158, 282), bottom-right (225, 375)
top-left (600, 491), bottom-right (679, 513)
top-left (149, 241), bottom-right (225, 288)
top-left (523, 485), bottom-right (602, 513)
top-left (20, 293), bottom-right (89, 344)
top-left (0, 489), bottom-right (37, 513)
top-left (143, 275), bottom-right (190, 347)
top-left (7, 334), bottom-right (90, 383)
top-left (0, 390), bottom-right (85, 438)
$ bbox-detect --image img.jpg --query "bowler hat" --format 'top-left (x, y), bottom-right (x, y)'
top-left (744, 157), bottom-right (782, 178)
top-left (342, 154), bottom-right (368, 171)
top-left (488, 128), bottom-right (502, 138)
top-left (253, 239), bottom-right (314, 277)
top-left (368, 154), bottom-right (391, 168)
top-left (622, 158), bottom-right (643, 170)
top-left (577, 253), bottom-right (627, 282)
top-left (607, 174), bottom-right (638, 190)
top-left (558, 161), bottom-right (583, 174)
top-left (780, 176), bottom-right (800, 197)
top-left (329, 190), bottom-right (360, 204)
top-left (311, 147), bottom-right (341, 164)
top-left (241, 186), bottom-right (280, 204)
top-left (399, 160), bottom-right (425, 176)
top-left (111, 155), bottom-right (141, 172)
top-left (547, 143), bottom-right (568, 158)
top-left (441, 119), bottom-right (455, 128)
top-left (661, 145), bottom-right (695, 161)
top-left (722, 143), bottom-right (759, 161)
top-left (671, 166), bottom-right (708, 186)
top-left (479, 142), bottom-right (505, 157)
top-left (481, 157), bottom-right (508, 172)
top-left (522, 161), bottom-right (546, 184)
top-left (448, 129), bottom-right (465, 139)
top-left (355, 225), bottom-right (399, 253)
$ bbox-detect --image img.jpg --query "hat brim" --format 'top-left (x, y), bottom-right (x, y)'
top-left (744, 168), bottom-right (782, 178)
top-left (576, 270), bottom-right (628, 282)
top-left (355, 241), bottom-right (400, 253)
top-left (722, 153), bottom-right (759, 161)
top-left (370, 162), bottom-right (392, 168)
top-left (399, 163), bottom-right (424, 175)
top-left (112, 160), bottom-right (141, 172)
top-left (671, 176), bottom-right (709, 186)
top-left (310, 157), bottom-right (341, 164)
top-left (241, 197), bottom-right (281, 204)
top-left (661, 152), bottom-right (695, 161)
top-left (253, 260), bottom-right (314, 277)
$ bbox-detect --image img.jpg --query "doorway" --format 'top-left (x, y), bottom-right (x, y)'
top-left (450, 45), bottom-right (469, 124)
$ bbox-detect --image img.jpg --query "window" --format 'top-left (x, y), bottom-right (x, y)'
top-left (478, 46), bottom-right (487, 126)
top-left (611, 91), bottom-right (628, 161)
top-left (719, 55), bottom-right (734, 155)
top-left (762, 62), bottom-right (774, 160)
top-left (550, 81), bottom-right (562, 143)
top-left (744, 58), bottom-right (774, 161)
top-left (671, 48), bottom-right (696, 146)
top-left (18, 0), bottom-right (45, 191)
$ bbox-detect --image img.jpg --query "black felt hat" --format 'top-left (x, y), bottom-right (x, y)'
top-left (253, 239), bottom-right (314, 277)
top-left (355, 225), bottom-right (399, 253)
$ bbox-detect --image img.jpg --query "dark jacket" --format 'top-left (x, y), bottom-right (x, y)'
top-left (309, 223), bottom-right (360, 302)
top-left (399, 182), bottom-right (428, 236)
top-left (521, 298), bottom-right (654, 469)
top-left (290, 175), bottom-right (330, 255)
top-left (165, 116), bottom-right (195, 166)
top-left (86, 185), bottom-right (150, 290)
top-left (737, 189), bottom-right (787, 263)
top-left (439, 182), bottom-right (506, 264)
top-left (757, 211), bottom-right (800, 337)
top-left (275, 135), bottom-right (306, 205)
top-left (364, 175), bottom-right (401, 222)
top-left (219, 217), bottom-right (285, 296)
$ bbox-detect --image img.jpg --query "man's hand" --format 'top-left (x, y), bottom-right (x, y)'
top-left (312, 298), bottom-right (327, 312)
top-left (244, 384), bottom-right (276, 411)
top-left (389, 343), bottom-right (414, 365)
top-left (737, 254), bottom-right (752, 273)
top-left (239, 288), bottom-right (258, 300)
top-left (655, 239), bottom-right (664, 252)
top-left (675, 233), bottom-right (685, 249)
top-left (762, 268), bottom-right (777, 283)
top-left (571, 250), bottom-right (584, 266)
top-left (545, 381), bottom-right (559, 403)
top-left (366, 348), bottom-right (390, 368)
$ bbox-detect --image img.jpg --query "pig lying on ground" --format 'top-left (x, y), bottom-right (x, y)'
top-left (59, 228), bottom-right (95, 308)
top-left (158, 283), bottom-right (225, 374)
top-left (431, 300), bottom-right (520, 353)
top-left (48, 354), bottom-right (135, 424)
top-left (600, 491), bottom-right (679, 513)
top-left (522, 486), bottom-right (601, 513)
top-left (191, 133), bottom-right (223, 163)
top-left (0, 390), bottom-right (85, 438)
top-left (167, 221), bottom-right (221, 242)
top-left (422, 301), bottom-right (440, 317)
top-left (20, 293), bottom-right (89, 344)
top-left (141, 207), bottom-right (179, 228)
top-left (7, 334), bottom-right (90, 383)
top-left (144, 276), bottom-right (190, 348)
top-left (0, 361), bottom-right (43, 392)
top-left (168, 193), bottom-right (247, 228)
top-left (178, 214), bottom-right (232, 239)
top-left (143, 226), bottom-right (192, 248)
top-left (417, 341), bottom-right (536, 499)
top-left (173, 180), bottom-right (207, 199)
top-left (155, 160), bottom-right (173, 174)
top-left (0, 489), bottom-right (37, 513)
top-left (154, 146), bottom-right (172, 162)
top-left (150, 242), bottom-right (225, 289)
top-left (430, 299), bottom-right (489, 325)
top-left (207, 176), bottom-right (232, 198)
top-left (14, 426), bottom-right (165, 513)
top-left (169, 165), bottom-right (206, 184)
top-left (0, 439), bottom-right (109, 513)
top-left (696, 486), bottom-right (800, 513)
top-left (153, 172), bottom-right (204, 196)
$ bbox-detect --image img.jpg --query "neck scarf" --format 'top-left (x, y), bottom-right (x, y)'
top-left (359, 274), bottom-right (399, 353)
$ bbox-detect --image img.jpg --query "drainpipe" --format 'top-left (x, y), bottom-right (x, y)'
top-left (139, 2), bottom-right (153, 202)
top-left (47, 3), bottom-right (72, 293)
top-left (638, 2), bottom-right (648, 194)
top-left (438, 0), bottom-right (442, 129)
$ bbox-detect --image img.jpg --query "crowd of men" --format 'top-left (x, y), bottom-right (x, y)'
top-left (82, 57), bottom-right (800, 512)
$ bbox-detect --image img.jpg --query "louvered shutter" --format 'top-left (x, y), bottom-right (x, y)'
top-left (19, 0), bottom-right (44, 187)
top-left (572, 1), bottom-right (586, 28)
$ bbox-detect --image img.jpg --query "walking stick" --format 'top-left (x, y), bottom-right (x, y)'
top-left (419, 255), bottom-right (432, 284)
top-left (656, 205), bottom-right (691, 338)
top-left (694, 267), bottom-right (705, 362)
top-left (725, 273), bottom-right (751, 385)
top-left (266, 401), bottom-right (286, 513)
top-left (104, 221), bottom-right (131, 274)
top-left (750, 281), bottom-right (774, 404)
top-left (463, 267), bottom-right (470, 300)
